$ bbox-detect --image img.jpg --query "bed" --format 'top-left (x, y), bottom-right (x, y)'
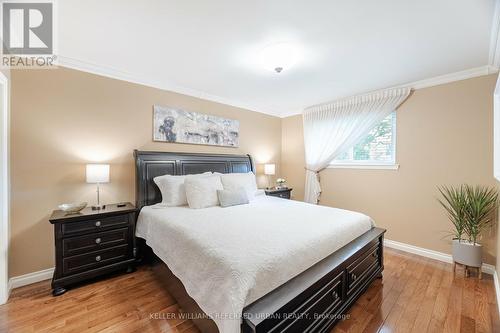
top-left (134, 150), bottom-right (385, 333)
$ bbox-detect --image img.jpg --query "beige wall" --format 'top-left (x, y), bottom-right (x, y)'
top-left (281, 74), bottom-right (498, 264)
top-left (9, 67), bottom-right (499, 276)
top-left (10, 67), bottom-right (282, 277)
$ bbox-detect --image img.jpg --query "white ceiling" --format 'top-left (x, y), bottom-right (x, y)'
top-left (58, 0), bottom-right (497, 117)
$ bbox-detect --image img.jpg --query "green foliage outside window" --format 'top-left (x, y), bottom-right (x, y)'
top-left (335, 112), bottom-right (395, 163)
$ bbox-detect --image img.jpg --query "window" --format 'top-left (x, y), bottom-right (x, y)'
top-left (330, 112), bottom-right (397, 169)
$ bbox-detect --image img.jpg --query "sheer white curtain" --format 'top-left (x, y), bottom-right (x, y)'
top-left (303, 87), bottom-right (411, 204)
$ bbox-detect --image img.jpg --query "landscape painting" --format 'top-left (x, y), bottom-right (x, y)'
top-left (153, 105), bottom-right (239, 147)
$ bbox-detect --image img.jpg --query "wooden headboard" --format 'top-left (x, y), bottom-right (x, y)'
top-left (134, 150), bottom-right (254, 210)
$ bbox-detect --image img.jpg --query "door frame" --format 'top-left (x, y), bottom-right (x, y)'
top-left (0, 71), bottom-right (9, 305)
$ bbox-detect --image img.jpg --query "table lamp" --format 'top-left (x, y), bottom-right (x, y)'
top-left (86, 164), bottom-right (109, 210)
top-left (264, 163), bottom-right (275, 189)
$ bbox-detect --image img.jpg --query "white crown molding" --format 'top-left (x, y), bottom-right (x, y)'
top-left (8, 267), bottom-right (54, 292)
top-left (490, 0), bottom-right (500, 68)
top-left (282, 65), bottom-right (499, 118)
top-left (408, 65), bottom-right (498, 90)
top-left (56, 56), bottom-right (497, 119)
top-left (55, 56), bottom-right (283, 118)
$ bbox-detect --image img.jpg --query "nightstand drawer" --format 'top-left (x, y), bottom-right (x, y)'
top-left (265, 189), bottom-right (292, 199)
top-left (63, 244), bottom-right (129, 275)
top-left (62, 214), bottom-right (129, 236)
top-left (274, 192), bottom-right (290, 199)
top-left (63, 228), bottom-right (129, 257)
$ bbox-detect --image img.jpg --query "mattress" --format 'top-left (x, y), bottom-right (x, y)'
top-left (136, 192), bottom-right (374, 333)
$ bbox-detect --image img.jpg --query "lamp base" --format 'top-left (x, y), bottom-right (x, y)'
top-left (91, 204), bottom-right (106, 211)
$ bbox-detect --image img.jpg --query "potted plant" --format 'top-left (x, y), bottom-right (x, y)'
top-left (438, 185), bottom-right (498, 271)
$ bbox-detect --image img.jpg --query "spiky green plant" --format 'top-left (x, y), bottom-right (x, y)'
top-left (463, 185), bottom-right (498, 245)
top-left (438, 185), bottom-right (498, 245)
top-left (437, 185), bottom-right (468, 241)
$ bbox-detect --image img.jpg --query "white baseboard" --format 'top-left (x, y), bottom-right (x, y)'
top-left (384, 239), bottom-right (496, 275)
top-left (8, 267), bottom-right (54, 292)
top-left (494, 271), bottom-right (500, 315)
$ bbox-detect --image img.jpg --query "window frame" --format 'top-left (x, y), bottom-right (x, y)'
top-left (328, 112), bottom-right (399, 170)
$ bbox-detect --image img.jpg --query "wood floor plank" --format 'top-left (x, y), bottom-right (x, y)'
top-left (0, 248), bottom-right (498, 333)
top-left (378, 251), bottom-right (424, 332)
top-left (360, 256), bottom-right (409, 332)
top-left (410, 261), bottom-right (446, 332)
top-left (485, 276), bottom-right (500, 333)
top-left (428, 263), bottom-right (455, 332)
top-left (460, 314), bottom-right (476, 333)
top-left (443, 271), bottom-right (464, 333)
top-left (393, 258), bottom-right (434, 332)
top-left (474, 278), bottom-right (493, 333)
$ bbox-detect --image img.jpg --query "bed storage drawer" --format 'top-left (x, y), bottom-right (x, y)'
top-left (62, 214), bottom-right (130, 236)
top-left (264, 271), bottom-right (344, 333)
top-left (63, 228), bottom-right (129, 257)
top-left (243, 228), bottom-right (385, 333)
top-left (346, 243), bottom-right (381, 296)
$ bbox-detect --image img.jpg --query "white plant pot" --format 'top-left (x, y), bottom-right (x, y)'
top-left (452, 239), bottom-right (482, 268)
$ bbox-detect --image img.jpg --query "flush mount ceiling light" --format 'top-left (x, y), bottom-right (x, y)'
top-left (259, 43), bottom-right (298, 74)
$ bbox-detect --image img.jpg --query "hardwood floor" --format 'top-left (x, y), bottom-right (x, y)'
top-left (0, 248), bottom-right (498, 333)
top-left (331, 248), bottom-right (499, 333)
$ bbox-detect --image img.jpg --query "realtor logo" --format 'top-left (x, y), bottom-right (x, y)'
top-left (1, 1), bottom-right (56, 68)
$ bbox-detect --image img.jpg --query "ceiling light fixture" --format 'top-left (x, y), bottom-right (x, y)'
top-left (259, 43), bottom-right (298, 74)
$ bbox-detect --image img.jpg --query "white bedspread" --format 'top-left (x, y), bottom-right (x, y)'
top-left (136, 192), bottom-right (373, 333)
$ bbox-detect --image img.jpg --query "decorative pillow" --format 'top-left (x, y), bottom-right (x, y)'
top-left (220, 172), bottom-right (258, 200)
top-left (185, 175), bottom-right (224, 209)
top-left (153, 172), bottom-right (211, 207)
top-left (217, 188), bottom-right (249, 208)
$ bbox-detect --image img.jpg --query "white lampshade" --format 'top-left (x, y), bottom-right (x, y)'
top-left (264, 164), bottom-right (276, 175)
top-left (86, 164), bottom-right (110, 184)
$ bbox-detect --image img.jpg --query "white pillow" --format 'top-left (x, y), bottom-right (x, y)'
top-left (185, 175), bottom-right (224, 209)
top-left (153, 172), bottom-right (211, 207)
top-left (220, 172), bottom-right (258, 200)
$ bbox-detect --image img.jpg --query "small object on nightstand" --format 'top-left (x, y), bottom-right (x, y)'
top-left (265, 187), bottom-right (292, 200)
top-left (275, 178), bottom-right (287, 189)
top-left (49, 202), bottom-right (137, 296)
top-left (117, 202), bottom-right (127, 207)
top-left (58, 202), bottom-right (87, 214)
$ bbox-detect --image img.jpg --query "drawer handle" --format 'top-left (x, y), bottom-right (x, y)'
top-left (95, 255), bottom-right (101, 262)
top-left (332, 291), bottom-right (339, 300)
top-left (372, 252), bottom-right (377, 258)
top-left (95, 238), bottom-right (101, 244)
top-left (351, 273), bottom-right (357, 281)
top-left (95, 221), bottom-right (101, 227)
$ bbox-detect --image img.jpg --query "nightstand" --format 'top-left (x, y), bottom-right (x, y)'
top-left (49, 202), bottom-right (137, 296)
top-left (265, 188), bottom-right (292, 199)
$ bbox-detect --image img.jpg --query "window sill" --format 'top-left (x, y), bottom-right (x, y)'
top-left (328, 164), bottom-right (400, 170)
